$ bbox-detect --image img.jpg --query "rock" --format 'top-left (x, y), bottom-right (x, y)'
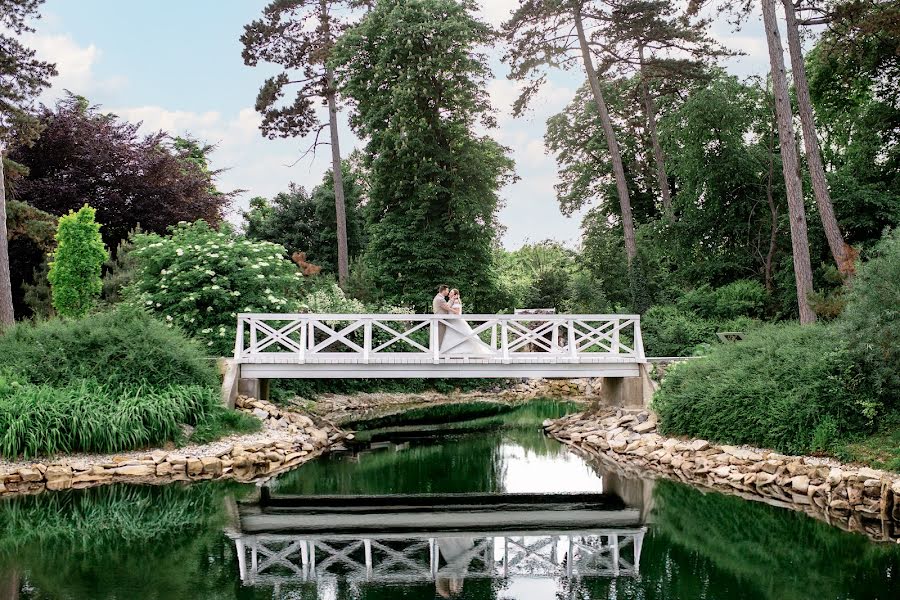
top-left (609, 438), bottom-right (628, 452)
top-left (720, 446), bottom-right (763, 461)
top-left (827, 468), bottom-right (843, 486)
top-left (156, 462), bottom-right (174, 476)
top-left (857, 467), bottom-right (882, 480)
top-left (252, 408), bottom-right (270, 420)
top-left (829, 499), bottom-right (850, 511)
top-left (307, 428), bottom-right (329, 444)
top-left (200, 457), bottom-right (223, 476)
top-left (633, 421), bottom-right (656, 434)
top-left (755, 472), bottom-right (777, 487)
top-left (585, 435), bottom-right (601, 445)
top-left (671, 455), bottom-right (684, 469)
top-left (711, 465), bottom-right (732, 478)
top-left (636, 412), bottom-right (649, 423)
top-left (690, 439), bottom-right (710, 452)
top-left (45, 465), bottom-right (72, 481)
top-left (18, 468), bottom-right (42, 482)
top-left (790, 475), bottom-right (810, 494)
top-left (113, 464), bottom-right (155, 477)
top-left (186, 459), bottom-right (204, 476)
top-left (570, 433), bottom-right (583, 443)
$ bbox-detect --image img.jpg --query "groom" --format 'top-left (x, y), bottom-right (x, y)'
top-left (433, 284), bottom-right (452, 345)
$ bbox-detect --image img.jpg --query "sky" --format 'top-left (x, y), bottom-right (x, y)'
top-left (25, 0), bottom-right (775, 249)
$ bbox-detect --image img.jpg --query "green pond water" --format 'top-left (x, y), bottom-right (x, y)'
top-left (1, 400), bottom-right (899, 599)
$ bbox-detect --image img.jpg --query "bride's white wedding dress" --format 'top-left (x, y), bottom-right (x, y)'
top-left (440, 302), bottom-right (494, 356)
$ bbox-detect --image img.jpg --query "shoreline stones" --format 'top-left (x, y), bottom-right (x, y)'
top-left (0, 396), bottom-right (348, 498)
top-left (546, 409), bottom-right (900, 544)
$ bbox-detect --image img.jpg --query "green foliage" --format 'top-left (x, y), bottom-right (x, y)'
top-left (125, 221), bottom-right (303, 355)
top-left (0, 306), bottom-right (217, 389)
top-left (47, 204), bottom-right (108, 318)
top-left (0, 377), bottom-right (217, 458)
top-left (332, 0), bottom-right (514, 312)
top-left (654, 323), bottom-right (869, 454)
top-left (523, 269), bottom-right (572, 311)
top-left (0, 307), bottom-right (252, 458)
top-left (676, 279), bottom-right (768, 320)
top-left (840, 228), bottom-right (900, 402)
top-left (242, 163), bottom-right (367, 274)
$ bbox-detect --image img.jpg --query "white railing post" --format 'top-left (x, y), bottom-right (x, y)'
top-left (501, 320), bottom-right (510, 364)
top-left (234, 316), bottom-right (245, 360)
top-left (363, 319), bottom-right (372, 364)
top-left (490, 322), bottom-right (498, 349)
top-left (634, 317), bottom-right (645, 360)
top-left (308, 319), bottom-right (315, 354)
top-left (431, 318), bottom-right (440, 364)
top-left (612, 318), bottom-right (621, 355)
top-left (551, 320), bottom-right (559, 351)
top-left (568, 319), bottom-right (578, 360)
top-left (298, 317), bottom-right (307, 364)
top-left (249, 318), bottom-right (258, 354)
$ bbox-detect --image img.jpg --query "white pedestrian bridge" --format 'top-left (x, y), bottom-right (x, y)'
top-left (233, 313), bottom-right (646, 380)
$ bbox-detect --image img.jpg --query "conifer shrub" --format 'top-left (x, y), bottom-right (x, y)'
top-left (47, 205), bottom-right (108, 318)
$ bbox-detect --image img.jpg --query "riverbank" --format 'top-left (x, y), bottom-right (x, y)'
top-left (0, 397), bottom-right (348, 497)
top-left (546, 409), bottom-right (900, 543)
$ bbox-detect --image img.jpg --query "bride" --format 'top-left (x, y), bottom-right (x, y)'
top-left (440, 289), bottom-right (494, 356)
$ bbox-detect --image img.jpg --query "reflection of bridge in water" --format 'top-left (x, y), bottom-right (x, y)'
top-left (227, 490), bottom-right (647, 589)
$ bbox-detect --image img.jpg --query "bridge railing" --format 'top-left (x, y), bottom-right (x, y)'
top-left (234, 313), bottom-right (644, 364)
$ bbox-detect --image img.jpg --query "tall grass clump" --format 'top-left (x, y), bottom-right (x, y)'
top-left (653, 323), bottom-right (868, 454)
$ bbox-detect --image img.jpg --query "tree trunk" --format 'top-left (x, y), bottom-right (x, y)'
top-left (782, 0), bottom-right (854, 275)
top-left (574, 5), bottom-right (638, 264)
top-left (762, 0), bottom-right (816, 324)
top-left (325, 76), bottom-right (350, 289)
top-left (0, 566), bottom-right (18, 600)
top-left (638, 48), bottom-right (673, 221)
top-left (764, 116), bottom-right (779, 294)
top-left (0, 148), bottom-right (15, 327)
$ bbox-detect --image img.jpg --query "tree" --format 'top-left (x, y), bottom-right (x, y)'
top-left (782, 0), bottom-right (855, 275)
top-left (242, 0), bottom-right (365, 289)
top-left (0, 0), bottom-right (57, 326)
top-left (47, 205), bottom-right (108, 318)
top-left (242, 161), bottom-right (367, 273)
top-left (598, 0), bottom-right (733, 221)
top-left (761, 0), bottom-right (817, 323)
top-left (504, 0), bottom-right (638, 265)
top-left (9, 95), bottom-right (231, 252)
top-left (332, 0), bottom-right (515, 311)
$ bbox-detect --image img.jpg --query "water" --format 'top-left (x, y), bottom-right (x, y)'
top-left (1, 400), bottom-right (899, 599)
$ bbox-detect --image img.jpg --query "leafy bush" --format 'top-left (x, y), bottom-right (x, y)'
top-left (653, 323), bottom-right (868, 454)
top-left (840, 228), bottom-right (900, 403)
top-left (676, 279), bottom-right (767, 320)
top-left (126, 221), bottom-right (303, 355)
top-left (0, 306), bottom-right (216, 389)
top-left (0, 308), bottom-right (257, 458)
top-left (642, 306), bottom-right (719, 357)
top-left (47, 205), bottom-right (109, 318)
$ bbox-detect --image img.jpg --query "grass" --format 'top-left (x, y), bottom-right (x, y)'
top-left (188, 406), bottom-right (262, 445)
top-left (831, 421), bottom-right (900, 472)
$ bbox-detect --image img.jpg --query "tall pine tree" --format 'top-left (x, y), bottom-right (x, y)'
top-left (332, 0), bottom-right (514, 311)
top-left (242, 0), bottom-right (365, 288)
top-left (0, 0), bottom-right (56, 326)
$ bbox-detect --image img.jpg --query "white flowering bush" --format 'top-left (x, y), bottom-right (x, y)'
top-left (126, 221), bottom-right (303, 355)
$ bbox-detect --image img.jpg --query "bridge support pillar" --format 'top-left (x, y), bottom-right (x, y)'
top-left (599, 364), bottom-right (656, 408)
top-left (238, 377), bottom-right (270, 402)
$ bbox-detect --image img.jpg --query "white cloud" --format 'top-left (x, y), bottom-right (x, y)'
top-left (477, 0), bottom-right (519, 28)
top-left (24, 32), bottom-right (124, 98)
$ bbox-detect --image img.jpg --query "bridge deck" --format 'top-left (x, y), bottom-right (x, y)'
top-left (234, 313), bottom-right (646, 379)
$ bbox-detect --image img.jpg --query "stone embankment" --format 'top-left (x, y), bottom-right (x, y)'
top-left (0, 396), bottom-right (348, 498)
top-left (546, 409), bottom-right (900, 543)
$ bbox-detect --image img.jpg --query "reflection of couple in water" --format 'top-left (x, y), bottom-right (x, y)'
top-left (435, 537), bottom-right (475, 598)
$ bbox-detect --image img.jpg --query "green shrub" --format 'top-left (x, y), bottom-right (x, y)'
top-left (126, 221), bottom-right (303, 355)
top-left (653, 323), bottom-right (869, 454)
top-left (840, 228), bottom-right (900, 404)
top-left (642, 305), bottom-right (720, 356)
top-left (0, 306), bottom-right (216, 389)
top-left (676, 279), bottom-right (767, 320)
top-left (47, 205), bottom-right (109, 318)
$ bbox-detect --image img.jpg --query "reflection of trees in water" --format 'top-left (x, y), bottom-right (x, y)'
top-left (0, 483), bottom-right (251, 600)
top-left (275, 400), bottom-right (582, 496)
top-left (646, 480), bottom-right (900, 600)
